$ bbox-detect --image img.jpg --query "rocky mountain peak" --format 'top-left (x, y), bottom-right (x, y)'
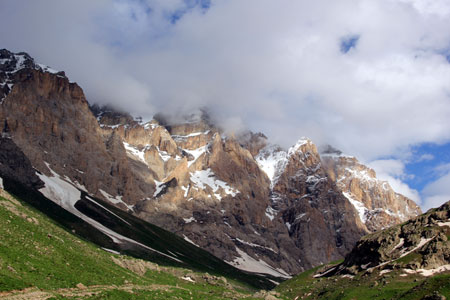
top-left (321, 151), bottom-right (421, 232)
top-left (319, 144), bottom-right (343, 156)
top-left (90, 104), bottom-right (139, 128)
top-left (0, 49), bottom-right (66, 103)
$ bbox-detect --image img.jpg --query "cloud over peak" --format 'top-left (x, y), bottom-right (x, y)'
top-left (1, 0), bottom-right (450, 208)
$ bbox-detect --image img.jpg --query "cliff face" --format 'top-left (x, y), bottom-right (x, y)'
top-left (0, 49), bottom-right (422, 277)
top-left (0, 50), bottom-right (153, 211)
top-left (321, 151), bottom-right (421, 232)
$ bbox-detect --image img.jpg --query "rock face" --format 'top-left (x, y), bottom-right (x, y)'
top-left (320, 146), bottom-right (421, 232)
top-left (320, 200), bottom-right (450, 277)
top-left (0, 49), bottom-right (422, 277)
top-left (0, 49), bottom-right (152, 211)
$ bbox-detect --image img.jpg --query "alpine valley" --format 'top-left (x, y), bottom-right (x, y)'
top-left (1, 49), bottom-right (448, 299)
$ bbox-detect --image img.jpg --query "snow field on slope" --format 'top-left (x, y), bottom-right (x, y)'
top-left (36, 165), bottom-right (181, 263)
top-left (255, 138), bottom-right (310, 189)
top-left (189, 168), bottom-right (239, 200)
top-left (226, 247), bottom-right (291, 279)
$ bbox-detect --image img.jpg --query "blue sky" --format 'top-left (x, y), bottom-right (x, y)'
top-left (405, 143), bottom-right (450, 191)
top-left (1, 0), bottom-right (450, 210)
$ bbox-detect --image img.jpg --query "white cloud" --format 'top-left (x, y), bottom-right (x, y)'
top-left (397, 0), bottom-right (450, 17)
top-left (434, 162), bottom-right (450, 175)
top-left (1, 0), bottom-right (450, 184)
top-left (422, 172), bottom-right (450, 210)
top-left (417, 153), bottom-right (434, 162)
top-left (369, 159), bottom-right (421, 204)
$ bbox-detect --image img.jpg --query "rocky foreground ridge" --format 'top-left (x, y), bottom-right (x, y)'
top-left (0, 49), bottom-right (421, 276)
top-left (276, 201), bottom-right (449, 300)
top-left (322, 200), bottom-right (450, 277)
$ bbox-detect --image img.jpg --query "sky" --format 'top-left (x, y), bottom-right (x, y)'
top-left (1, 0), bottom-right (450, 210)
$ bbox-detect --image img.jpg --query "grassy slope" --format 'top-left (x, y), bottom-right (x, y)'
top-left (276, 262), bottom-right (450, 300)
top-left (0, 191), bottom-right (276, 299)
top-left (2, 177), bottom-right (277, 290)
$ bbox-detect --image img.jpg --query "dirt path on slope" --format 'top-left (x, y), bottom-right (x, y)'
top-left (0, 283), bottom-right (179, 300)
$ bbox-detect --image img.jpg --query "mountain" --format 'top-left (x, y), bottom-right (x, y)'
top-left (0, 49), bottom-right (421, 278)
top-left (275, 200), bottom-right (450, 299)
top-left (0, 133), bottom-right (276, 290)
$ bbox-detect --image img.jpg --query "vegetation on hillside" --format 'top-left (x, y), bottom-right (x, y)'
top-left (0, 190), bottom-right (283, 299)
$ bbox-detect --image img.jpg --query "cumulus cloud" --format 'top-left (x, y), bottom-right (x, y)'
top-left (1, 0), bottom-right (450, 208)
top-left (369, 159), bottom-right (421, 204)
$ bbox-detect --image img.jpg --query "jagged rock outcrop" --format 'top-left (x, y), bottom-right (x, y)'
top-left (318, 201), bottom-right (450, 277)
top-left (0, 49), bottom-right (422, 277)
top-left (320, 146), bottom-right (421, 231)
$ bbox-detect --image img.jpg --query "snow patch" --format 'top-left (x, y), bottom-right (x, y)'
top-left (268, 279), bottom-right (280, 286)
top-left (403, 265), bottom-right (450, 276)
top-left (438, 221), bottom-right (450, 227)
top-left (265, 206), bottom-right (277, 221)
top-left (399, 237), bottom-right (434, 258)
top-left (37, 167), bottom-right (181, 263)
top-left (101, 248), bottom-right (121, 255)
top-left (181, 276), bottom-right (195, 282)
top-left (183, 146), bottom-right (207, 167)
top-left (173, 130), bottom-right (210, 139)
top-left (234, 237), bottom-right (276, 252)
top-left (62, 175), bottom-right (88, 193)
top-left (313, 266), bottom-right (337, 278)
top-left (123, 142), bottom-right (146, 163)
top-left (391, 238), bottom-right (405, 253)
top-left (181, 185), bottom-right (189, 197)
top-left (295, 213), bottom-right (307, 220)
top-left (288, 138), bottom-right (309, 156)
top-left (143, 122), bottom-right (158, 130)
top-left (379, 269), bottom-right (392, 275)
top-left (189, 169), bottom-right (239, 200)
top-left (153, 180), bottom-right (165, 197)
top-left (343, 192), bottom-right (368, 223)
top-left (157, 147), bottom-right (171, 162)
top-left (37, 165), bottom-right (81, 208)
top-left (255, 146), bottom-right (288, 189)
top-left (183, 217), bottom-right (196, 223)
top-left (183, 235), bottom-right (200, 247)
top-left (37, 63), bottom-right (59, 74)
top-left (285, 222), bottom-right (291, 231)
top-left (256, 139), bottom-right (311, 189)
top-left (99, 189), bottom-right (134, 210)
top-left (226, 247), bottom-right (291, 278)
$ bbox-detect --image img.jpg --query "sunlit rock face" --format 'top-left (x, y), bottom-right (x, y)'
top-left (0, 49), bottom-right (421, 277)
top-left (320, 148), bottom-right (421, 232)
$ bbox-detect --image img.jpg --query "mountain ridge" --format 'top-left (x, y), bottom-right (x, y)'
top-left (0, 48), bottom-right (421, 277)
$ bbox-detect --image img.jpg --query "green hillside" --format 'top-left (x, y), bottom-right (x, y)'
top-left (1, 176), bottom-right (278, 290)
top-left (276, 261), bottom-right (449, 300)
top-left (0, 189), bottom-right (283, 299)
